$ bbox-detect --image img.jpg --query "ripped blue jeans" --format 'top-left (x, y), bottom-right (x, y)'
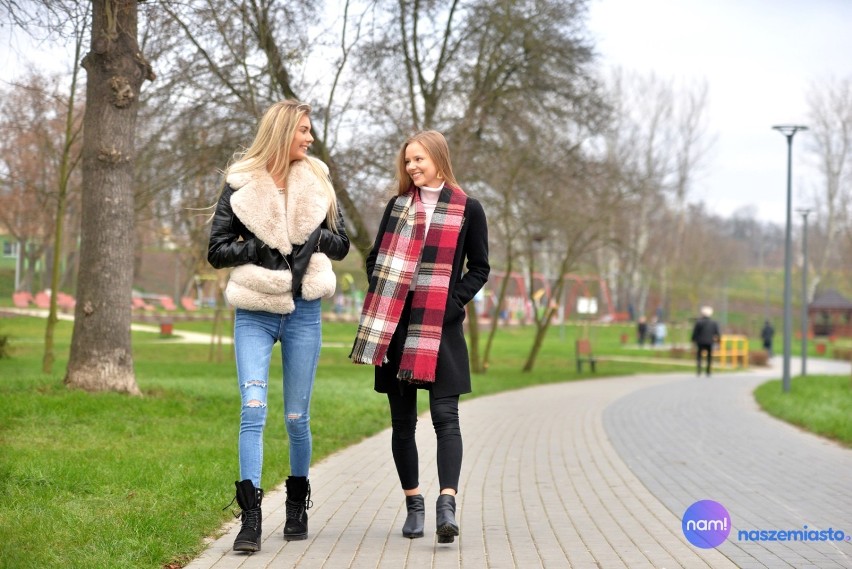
top-left (233, 298), bottom-right (322, 487)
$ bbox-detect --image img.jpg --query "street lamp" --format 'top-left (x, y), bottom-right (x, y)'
top-left (797, 208), bottom-right (813, 377)
top-left (772, 124), bottom-right (808, 393)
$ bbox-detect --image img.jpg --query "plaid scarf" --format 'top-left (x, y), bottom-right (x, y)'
top-left (351, 185), bottom-right (467, 383)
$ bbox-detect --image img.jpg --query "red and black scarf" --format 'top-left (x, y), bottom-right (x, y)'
top-left (351, 185), bottom-right (467, 382)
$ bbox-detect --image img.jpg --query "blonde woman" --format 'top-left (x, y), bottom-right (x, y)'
top-left (208, 100), bottom-right (349, 551)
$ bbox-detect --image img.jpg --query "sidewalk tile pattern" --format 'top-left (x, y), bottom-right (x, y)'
top-left (186, 375), bottom-right (746, 568)
top-left (605, 363), bottom-right (852, 569)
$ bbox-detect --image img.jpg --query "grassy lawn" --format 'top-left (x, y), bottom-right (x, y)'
top-left (0, 313), bottom-right (846, 568)
top-left (754, 375), bottom-right (852, 447)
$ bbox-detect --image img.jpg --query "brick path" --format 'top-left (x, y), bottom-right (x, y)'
top-left (186, 358), bottom-right (852, 568)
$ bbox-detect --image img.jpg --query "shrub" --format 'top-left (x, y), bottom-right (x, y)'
top-left (832, 347), bottom-right (852, 361)
top-left (669, 347), bottom-right (692, 360)
top-left (749, 350), bottom-right (769, 367)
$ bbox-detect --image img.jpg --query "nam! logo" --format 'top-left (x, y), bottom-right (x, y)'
top-left (682, 500), bottom-right (731, 548)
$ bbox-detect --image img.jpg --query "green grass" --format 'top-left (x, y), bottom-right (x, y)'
top-left (0, 313), bottom-right (845, 568)
top-left (0, 317), bottom-right (384, 569)
top-left (754, 375), bottom-right (852, 446)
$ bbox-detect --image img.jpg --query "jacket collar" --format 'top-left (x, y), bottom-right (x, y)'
top-left (226, 158), bottom-right (330, 255)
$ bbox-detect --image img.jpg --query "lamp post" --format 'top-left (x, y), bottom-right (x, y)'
top-left (797, 208), bottom-right (813, 376)
top-left (772, 125), bottom-right (807, 393)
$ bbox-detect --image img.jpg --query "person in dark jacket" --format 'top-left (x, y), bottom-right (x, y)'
top-left (207, 100), bottom-right (349, 552)
top-left (637, 316), bottom-right (648, 347)
top-left (691, 306), bottom-right (721, 376)
top-left (351, 131), bottom-right (489, 544)
top-left (760, 320), bottom-right (775, 356)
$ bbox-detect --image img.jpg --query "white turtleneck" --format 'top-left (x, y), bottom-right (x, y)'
top-left (410, 183), bottom-right (444, 291)
top-left (419, 184), bottom-right (443, 233)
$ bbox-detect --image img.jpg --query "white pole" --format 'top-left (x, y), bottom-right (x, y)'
top-left (14, 239), bottom-right (23, 291)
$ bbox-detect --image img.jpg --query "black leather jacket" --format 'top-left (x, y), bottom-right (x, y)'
top-left (207, 185), bottom-right (350, 295)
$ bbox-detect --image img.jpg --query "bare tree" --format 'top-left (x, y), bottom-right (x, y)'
top-left (518, 143), bottom-right (619, 372)
top-left (0, 73), bottom-right (62, 293)
top-left (42, 3), bottom-right (87, 374)
top-left (595, 70), bottom-right (713, 322)
top-left (597, 71), bottom-right (675, 317)
top-left (667, 205), bottom-right (743, 317)
top-left (806, 76), bottom-right (852, 293)
top-left (476, 140), bottom-right (527, 371)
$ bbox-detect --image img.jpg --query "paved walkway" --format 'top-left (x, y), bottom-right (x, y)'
top-left (185, 357), bottom-right (852, 568)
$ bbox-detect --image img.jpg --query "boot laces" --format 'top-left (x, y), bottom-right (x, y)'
top-left (286, 485), bottom-right (313, 517)
top-left (222, 496), bottom-right (239, 518)
top-left (242, 507), bottom-right (261, 530)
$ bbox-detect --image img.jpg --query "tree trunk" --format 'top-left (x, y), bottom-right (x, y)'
top-left (522, 257), bottom-right (570, 372)
top-left (65, 0), bottom-right (153, 395)
top-left (483, 251), bottom-right (514, 372)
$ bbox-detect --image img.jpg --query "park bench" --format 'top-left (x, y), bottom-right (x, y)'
top-left (575, 339), bottom-right (597, 373)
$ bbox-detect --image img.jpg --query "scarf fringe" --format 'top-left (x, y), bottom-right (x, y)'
top-left (397, 370), bottom-right (435, 385)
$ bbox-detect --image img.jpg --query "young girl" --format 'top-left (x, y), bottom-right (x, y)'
top-left (208, 100), bottom-right (349, 551)
top-left (351, 131), bottom-right (489, 543)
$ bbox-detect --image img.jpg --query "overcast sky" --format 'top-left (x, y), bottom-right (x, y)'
top-left (586, 0), bottom-right (852, 224)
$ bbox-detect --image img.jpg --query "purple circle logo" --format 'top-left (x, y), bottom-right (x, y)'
top-left (682, 500), bottom-right (731, 548)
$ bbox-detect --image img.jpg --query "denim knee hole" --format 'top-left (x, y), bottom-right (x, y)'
top-left (242, 380), bottom-right (267, 408)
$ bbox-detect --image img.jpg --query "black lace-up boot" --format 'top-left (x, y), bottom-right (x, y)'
top-left (435, 494), bottom-right (459, 544)
top-left (402, 494), bottom-right (425, 538)
top-left (283, 476), bottom-right (312, 541)
top-left (230, 479), bottom-right (264, 552)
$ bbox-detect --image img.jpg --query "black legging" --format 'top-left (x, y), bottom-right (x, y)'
top-left (387, 386), bottom-right (462, 493)
top-left (697, 343), bottom-right (713, 375)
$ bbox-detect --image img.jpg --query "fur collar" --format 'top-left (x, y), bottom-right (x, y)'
top-left (226, 158), bottom-right (331, 255)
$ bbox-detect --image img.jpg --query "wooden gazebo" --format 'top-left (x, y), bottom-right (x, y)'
top-left (808, 289), bottom-right (852, 337)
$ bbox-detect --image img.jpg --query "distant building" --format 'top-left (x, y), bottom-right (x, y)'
top-left (809, 289), bottom-right (852, 337)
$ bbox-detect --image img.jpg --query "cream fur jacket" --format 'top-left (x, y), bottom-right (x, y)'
top-left (207, 158), bottom-right (349, 314)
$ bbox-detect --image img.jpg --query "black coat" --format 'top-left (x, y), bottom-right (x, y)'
top-left (691, 316), bottom-right (720, 346)
top-left (368, 194), bottom-right (489, 398)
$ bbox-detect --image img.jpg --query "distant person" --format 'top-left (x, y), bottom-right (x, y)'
top-left (691, 306), bottom-right (721, 376)
top-left (761, 320), bottom-right (775, 356)
top-left (655, 319), bottom-right (667, 347)
top-left (499, 300), bottom-right (510, 326)
top-left (649, 317), bottom-right (659, 346)
top-left (637, 316), bottom-right (648, 347)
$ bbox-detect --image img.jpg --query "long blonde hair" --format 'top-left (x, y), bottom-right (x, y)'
top-left (227, 100), bottom-right (339, 231)
top-left (395, 130), bottom-right (462, 196)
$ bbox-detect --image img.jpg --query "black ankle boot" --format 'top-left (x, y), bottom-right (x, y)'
top-left (283, 476), bottom-right (312, 541)
top-left (435, 494), bottom-right (459, 543)
top-left (230, 479), bottom-right (263, 552)
top-left (402, 495), bottom-right (425, 538)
